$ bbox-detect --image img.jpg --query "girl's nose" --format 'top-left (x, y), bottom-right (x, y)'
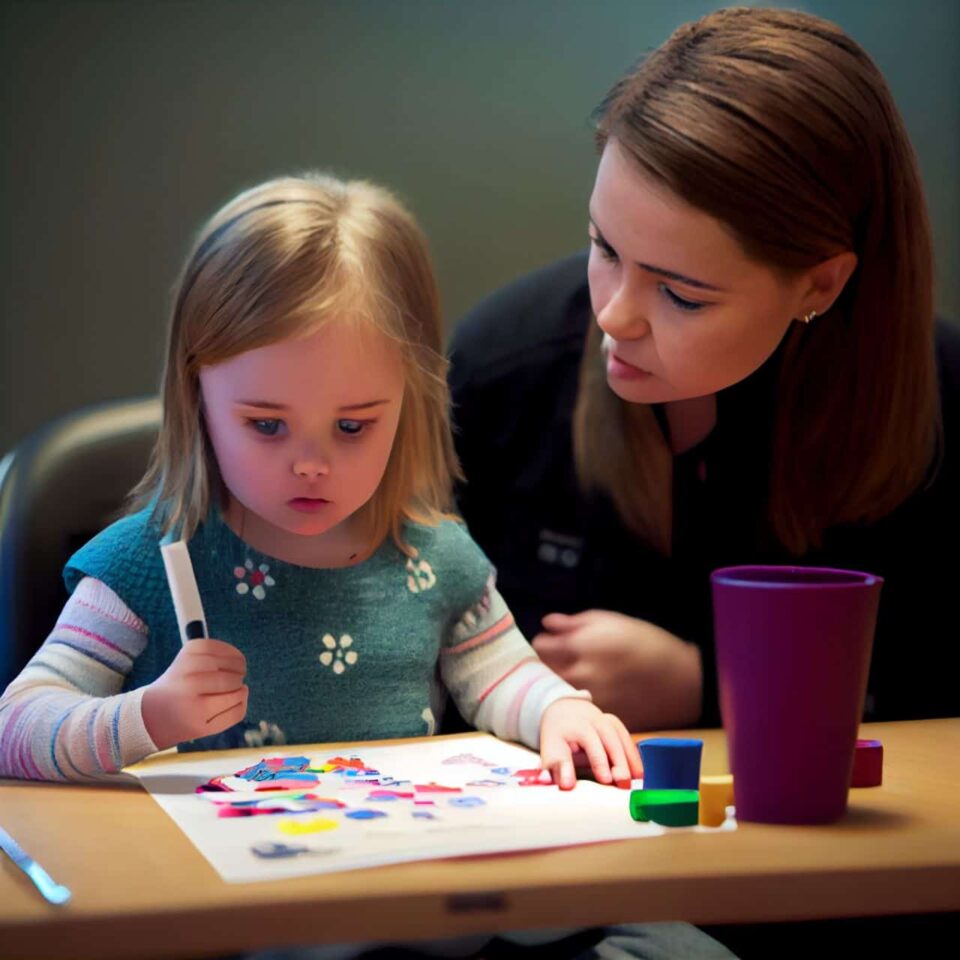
top-left (292, 451), bottom-right (330, 479)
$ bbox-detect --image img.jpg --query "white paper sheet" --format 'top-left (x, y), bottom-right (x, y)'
top-left (130, 734), bottom-right (733, 883)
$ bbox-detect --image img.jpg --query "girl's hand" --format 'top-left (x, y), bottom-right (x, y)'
top-left (538, 698), bottom-right (642, 791)
top-left (141, 639), bottom-right (248, 750)
top-left (532, 610), bottom-right (702, 731)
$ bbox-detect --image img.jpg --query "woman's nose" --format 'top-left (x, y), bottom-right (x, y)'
top-left (595, 282), bottom-right (651, 341)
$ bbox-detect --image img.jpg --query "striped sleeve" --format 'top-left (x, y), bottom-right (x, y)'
top-left (440, 575), bottom-right (591, 749)
top-left (0, 577), bottom-right (159, 782)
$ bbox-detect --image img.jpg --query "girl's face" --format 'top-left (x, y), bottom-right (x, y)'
top-left (588, 139), bottom-right (810, 405)
top-left (200, 321), bottom-right (404, 558)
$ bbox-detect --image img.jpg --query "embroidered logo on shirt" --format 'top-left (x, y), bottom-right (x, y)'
top-left (243, 720), bottom-right (287, 747)
top-left (421, 707), bottom-right (436, 735)
top-left (537, 529), bottom-right (582, 569)
top-left (234, 559), bottom-right (276, 600)
top-left (452, 574), bottom-right (495, 640)
top-left (406, 558), bottom-right (437, 593)
top-left (319, 633), bottom-right (358, 674)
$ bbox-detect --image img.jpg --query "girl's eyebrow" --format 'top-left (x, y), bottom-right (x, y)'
top-left (235, 400), bottom-right (288, 410)
top-left (339, 399), bottom-right (389, 412)
top-left (234, 399), bottom-right (390, 412)
top-left (588, 219), bottom-right (726, 292)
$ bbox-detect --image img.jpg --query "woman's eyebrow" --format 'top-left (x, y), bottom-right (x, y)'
top-left (589, 220), bottom-right (726, 292)
top-left (639, 262), bottom-right (724, 292)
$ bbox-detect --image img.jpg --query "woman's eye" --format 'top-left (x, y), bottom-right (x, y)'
top-left (660, 285), bottom-right (706, 312)
top-left (589, 234), bottom-right (619, 263)
top-left (337, 419), bottom-right (367, 436)
top-left (248, 418), bottom-right (283, 437)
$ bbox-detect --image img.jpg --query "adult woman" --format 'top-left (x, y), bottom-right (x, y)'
top-left (450, 7), bottom-right (959, 732)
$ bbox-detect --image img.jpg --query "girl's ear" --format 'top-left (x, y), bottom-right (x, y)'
top-left (800, 250), bottom-right (858, 317)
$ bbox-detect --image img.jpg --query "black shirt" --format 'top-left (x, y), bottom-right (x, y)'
top-left (449, 251), bottom-right (960, 725)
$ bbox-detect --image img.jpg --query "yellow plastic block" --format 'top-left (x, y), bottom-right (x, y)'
top-left (699, 774), bottom-right (734, 826)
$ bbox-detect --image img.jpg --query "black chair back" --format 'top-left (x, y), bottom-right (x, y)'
top-left (0, 397), bottom-right (161, 689)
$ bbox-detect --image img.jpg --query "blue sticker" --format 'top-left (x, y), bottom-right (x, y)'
top-left (412, 810), bottom-right (437, 820)
top-left (346, 809), bottom-right (387, 820)
top-left (449, 796), bottom-right (485, 808)
top-left (251, 841), bottom-right (309, 859)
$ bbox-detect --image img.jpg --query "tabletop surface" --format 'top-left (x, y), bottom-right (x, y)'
top-left (1, 718), bottom-right (958, 960)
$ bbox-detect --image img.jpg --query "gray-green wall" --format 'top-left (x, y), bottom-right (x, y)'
top-left (2, 0), bottom-right (957, 451)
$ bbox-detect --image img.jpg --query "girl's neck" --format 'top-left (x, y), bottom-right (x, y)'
top-left (663, 393), bottom-right (717, 455)
top-left (224, 500), bottom-right (375, 569)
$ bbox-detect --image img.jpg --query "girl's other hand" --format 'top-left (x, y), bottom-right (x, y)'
top-left (141, 639), bottom-right (248, 750)
top-left (538, 698), bottom-right (642, 791)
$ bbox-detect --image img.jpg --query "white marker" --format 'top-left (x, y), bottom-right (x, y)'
top-left (160, 540), bottom-right (208, 644)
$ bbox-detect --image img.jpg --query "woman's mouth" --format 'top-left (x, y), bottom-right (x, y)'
top-left (607, 352), bottom-right (652, 381)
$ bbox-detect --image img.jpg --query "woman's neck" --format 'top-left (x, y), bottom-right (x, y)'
top-left (663, 394), bottom-right (717, 454)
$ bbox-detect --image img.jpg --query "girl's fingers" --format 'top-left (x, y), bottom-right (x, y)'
top-left (182, 638), bottom-right (246, 662)
top-left (573, 726), bottom-right (612, 786)
top-left (179, 652), bottom-right (247, 679)
top-left (202, 686), bottom-right (249, 728)
top-left (540, 734), bottom-right (576, 791)
top-left (194, 668), bottom-right (248, 694)
top-left (593, 718), bottom-right (635, 787)
top-left (622, 727), bottom-right (645, 780)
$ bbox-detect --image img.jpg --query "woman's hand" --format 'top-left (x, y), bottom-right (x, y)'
top-left (141, 639), bottom-right (248, 750)
top-left (539, 698), bottom-right (643, 790)
top-left (532, 610), bottom-right (702, 731)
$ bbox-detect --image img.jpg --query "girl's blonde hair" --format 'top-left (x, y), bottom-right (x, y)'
top-left (576, 7), bottom-right (940, 556)
top-left (129, 173), bottom-right (461, 552)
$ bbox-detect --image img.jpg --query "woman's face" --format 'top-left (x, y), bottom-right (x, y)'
top-left (588, 139), bottom-right (810, 405)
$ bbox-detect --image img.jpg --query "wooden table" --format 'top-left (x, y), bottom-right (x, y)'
top-left (1, 719), bottom-right (958, 959)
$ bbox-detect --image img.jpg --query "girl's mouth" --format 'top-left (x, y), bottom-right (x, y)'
top-left (288, 498), bottom-right (330, 513)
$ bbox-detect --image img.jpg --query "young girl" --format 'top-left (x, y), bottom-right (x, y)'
top-left (0, 174), bottom-right (642, 790)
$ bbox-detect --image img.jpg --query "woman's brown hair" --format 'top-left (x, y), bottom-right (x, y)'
top-left (128, 173), bottom-right (461, 552)
top-left (575, 6), bottom-right (939, 555)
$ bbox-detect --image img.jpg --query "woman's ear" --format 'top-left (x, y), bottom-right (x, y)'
top-left (801, 250), bottom-right (858, 316)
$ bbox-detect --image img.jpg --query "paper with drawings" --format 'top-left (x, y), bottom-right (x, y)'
top-left (129, 734), bottom-right (730, 883)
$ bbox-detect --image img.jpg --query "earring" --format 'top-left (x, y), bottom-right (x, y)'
top-left (799, 309), bottom-right (818, 325)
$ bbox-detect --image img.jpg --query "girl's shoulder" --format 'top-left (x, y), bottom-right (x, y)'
top-left (402, 516), bottom-right (488, 559)
top-left (400, 517), bottom-right (493, 603)
top-left (63, 506), bottom-right (168, 602)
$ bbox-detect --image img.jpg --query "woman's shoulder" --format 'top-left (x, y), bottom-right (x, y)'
top-left (449, 250), bottom-right (591, 388)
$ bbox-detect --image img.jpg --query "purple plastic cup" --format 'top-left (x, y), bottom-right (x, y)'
top-left (710, 566), bottom-right (883, 824)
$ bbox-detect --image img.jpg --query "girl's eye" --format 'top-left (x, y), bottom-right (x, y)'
top-left (589, 233), bottom-right (619, 263)
top-left (248, 418), bottom-right (283, 437)
top-left (660, 285), bottom-right (706, 312)
top-left (337, 419), bottom-right (367, 436)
